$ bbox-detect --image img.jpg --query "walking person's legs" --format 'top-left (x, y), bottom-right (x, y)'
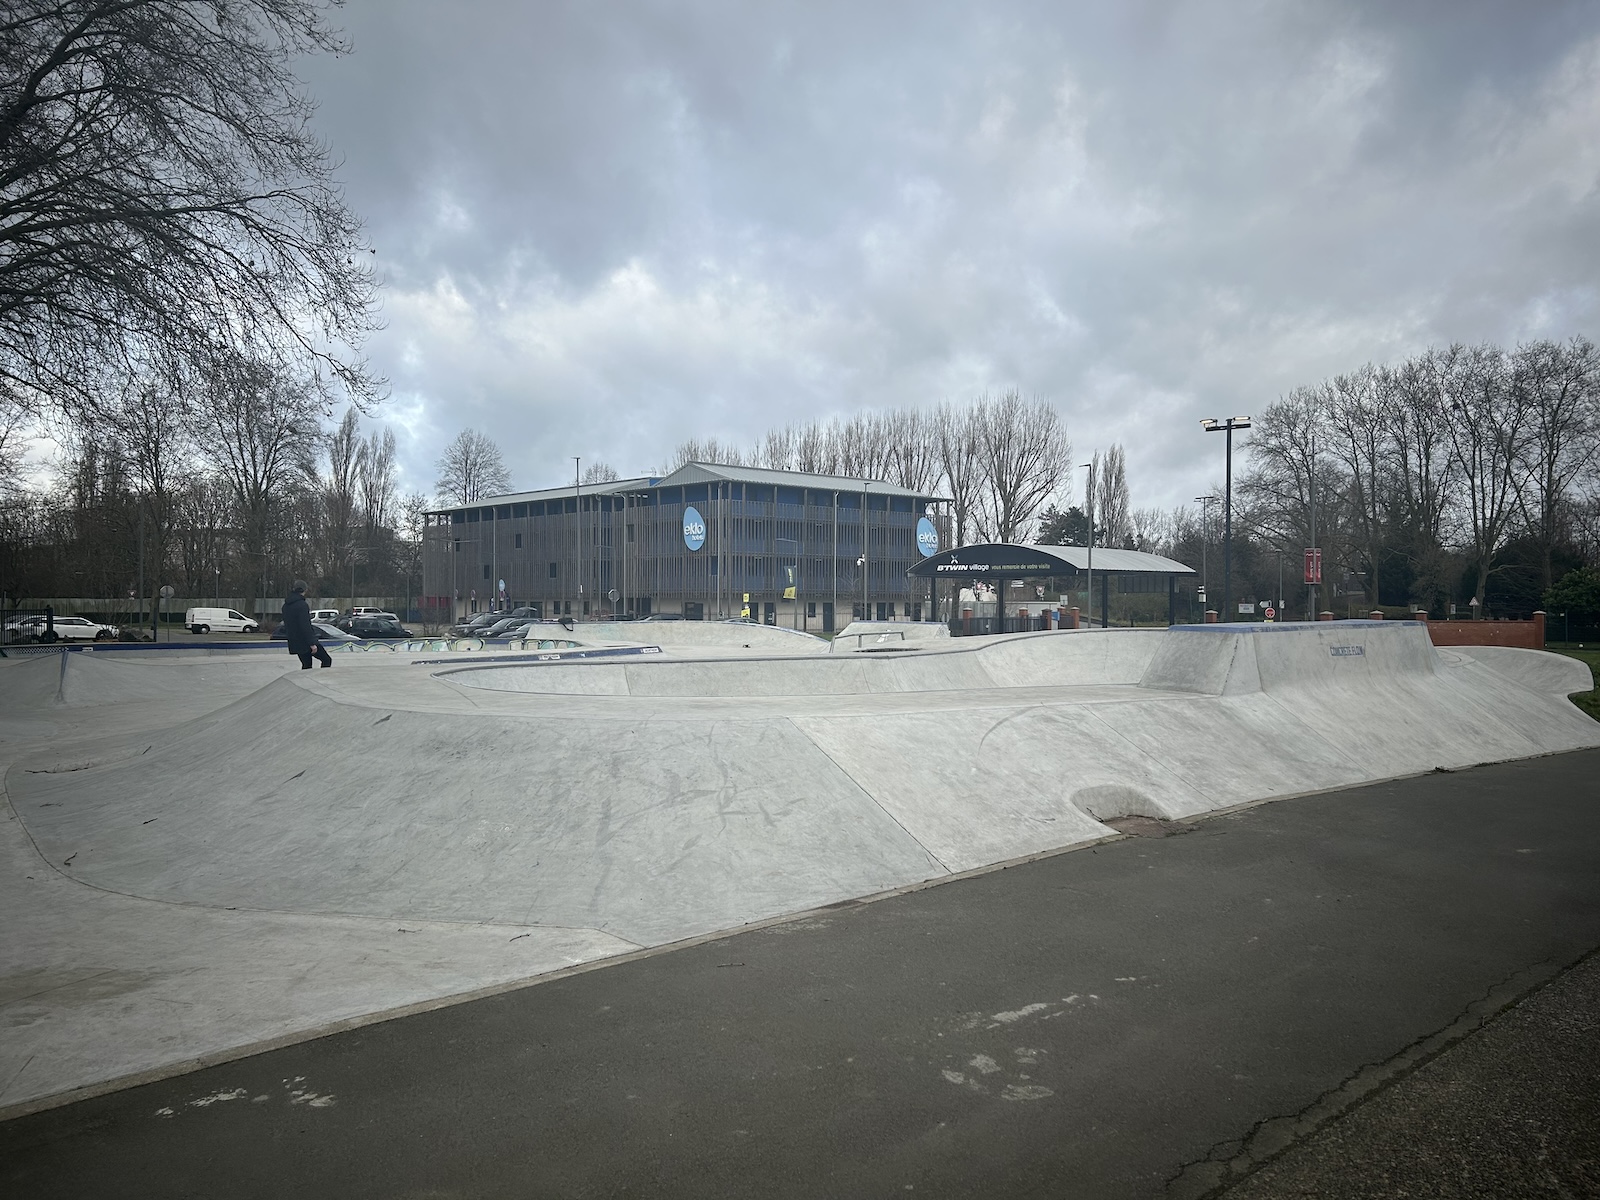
top-left (296, 650), bottom-right (314, 669)
top-left (313, 643), bottom-right (332, 668)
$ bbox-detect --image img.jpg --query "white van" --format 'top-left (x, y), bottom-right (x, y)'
top-left (311, 609), bottom-right (339, 623)
top-left (185, 607), bottom-right (260, 634)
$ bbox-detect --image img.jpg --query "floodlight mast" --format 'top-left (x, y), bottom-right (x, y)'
top-left (1200, 417), bottom-right (1252, 623)
top-left (1080, 461), bottom-right (1094, 627)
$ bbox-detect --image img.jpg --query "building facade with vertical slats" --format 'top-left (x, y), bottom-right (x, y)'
top-left (422, 462), bottom-right (950, 632)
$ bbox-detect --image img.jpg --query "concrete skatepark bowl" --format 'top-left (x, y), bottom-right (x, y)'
top-left (2, 620), bottom-right (1596, 1115)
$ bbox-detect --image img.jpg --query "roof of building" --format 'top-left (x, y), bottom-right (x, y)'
top-left (428, 461), bottom-right (947, 515)
top-left (908, 543), bottom-right (1196, 577)
top-left (661, 461), bottom-right (948, 501)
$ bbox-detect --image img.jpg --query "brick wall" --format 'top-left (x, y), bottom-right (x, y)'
top-left (1424, 612), bottom-right (1545, 650)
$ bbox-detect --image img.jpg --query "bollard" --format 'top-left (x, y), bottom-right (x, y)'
top-left (1204, 610), bottom-right (1218, 623)
top-left (1533, 610), bottom-right (1545, 649)
top-left (1069, 606), bottom-right (1080, 630)
top-left (1370, 610), bottom-right (1385, 620)
top-left (1412, 610), bottom-right (1428, 623)
top-left (1318, 611), bottom-right (1334, 621)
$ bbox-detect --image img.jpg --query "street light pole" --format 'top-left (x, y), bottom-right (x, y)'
top-left (1194, 495), bottom-right (1216, 615)
top-left (1080, 461), bottom-right (1094, 627)
top-left (1201, 417), bottom-right (1252, 623)
top-left (573, 456), bottom-right (582, 619)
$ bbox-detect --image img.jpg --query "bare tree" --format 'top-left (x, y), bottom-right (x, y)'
top-left (113, 375), bottom-right (189, 610)
top-left (0, 0), bottom-right (382, 423)
top-left (758, 427), bottom-right (797, 471)
top-left (669, 437), bottom-right (747, 470)
top-left (1324, 366), bottom-right (1390, 606)
top-left (1438, 343), bottom-right (1533, 616)
top-left (886, 408), bottom-right (942, 493)
top-left (174, 471), bottom-right (233, 596)
top-left (936, 400), bottom-right (984, 546)
top-left (358, 426), bottom-right (397, 546)
top-left (581, 460), bottom-right (619, 484)
top-left (201, 357), bottom-right (320, 603)
top-left (1513, 337), bottom-right (1599, 591)
top-left (435, 429), bottom-right (511, 504)
top-left (320, 407), bottom-right (360, 586)
top-left (1386, 350), bottom-right (1459, 611)
top-left (1123, 507), bottom-right (1161, 553)
top-left (975, 391), bottom-right (1072, 542)
top-left (1093, 444), bottom-right (1130, 547)
top-left (793, 420), bottom-right (833, 475)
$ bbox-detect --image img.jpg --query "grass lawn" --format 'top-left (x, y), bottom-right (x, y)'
top-left (1548, 645), bottom-right (1600, 722)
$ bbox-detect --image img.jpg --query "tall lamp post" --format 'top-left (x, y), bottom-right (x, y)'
top-left (1194, 494), bottom-right (1216, 616)
top-left (1080, 461), bottom-right (1095, 627)
top-left (1200, 416), bottom-right (1252, 623)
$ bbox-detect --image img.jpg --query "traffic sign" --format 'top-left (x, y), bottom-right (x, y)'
top-left (1264, 606), bottom-right (1276, 620)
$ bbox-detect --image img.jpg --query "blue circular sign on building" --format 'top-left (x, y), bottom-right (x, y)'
top-left (916, 516), bottom-right (939, 558)
top-left (683, 505), bottom-right (707, 551)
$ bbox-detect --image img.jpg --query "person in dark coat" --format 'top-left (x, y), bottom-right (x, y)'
top-left (283, 580), bottom-right (332, 669)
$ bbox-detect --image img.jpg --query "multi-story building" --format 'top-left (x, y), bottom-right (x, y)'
top-left (422, 462), bottom-right (950, 632)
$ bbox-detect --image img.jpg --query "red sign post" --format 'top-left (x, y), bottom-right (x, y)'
top-left (1303, 547), bottom-right (1322, 585)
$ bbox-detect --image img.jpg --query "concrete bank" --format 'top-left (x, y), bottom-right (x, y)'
top-left (2, 750), bottom-right (1597, 1197)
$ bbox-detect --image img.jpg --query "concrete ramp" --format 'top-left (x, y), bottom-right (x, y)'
top-left (5, 623), bottom-right (1597, 1115)
top-left (10, 623), bottom-right (1598, 964)
top-left (449, 628), bottom-right (1164, 698)
top-left (1138, 621), bottom-right (1441, 696)
top-left (1, 648), bottom-right (298, 711)
top-left (11, 676), bottom-right (945, 946)
top-left (578, 621), bottom-right (829, 654)
top-left (1447, 645), bottom-right (1595, 696)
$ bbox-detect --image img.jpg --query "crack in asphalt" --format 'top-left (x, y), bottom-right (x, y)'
top-left (1163, 948), bottom-right (1596, 1199)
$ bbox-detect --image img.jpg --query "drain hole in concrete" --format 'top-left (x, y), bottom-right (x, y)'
top-left (1103, 816), bottom-right (1183, 838)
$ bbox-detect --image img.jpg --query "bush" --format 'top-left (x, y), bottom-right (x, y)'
top-left (1544, 568), bottom-right (1600, 623)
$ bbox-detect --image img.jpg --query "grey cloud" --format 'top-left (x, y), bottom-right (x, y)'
top-left (298, 0), bottom-right (1600, 508)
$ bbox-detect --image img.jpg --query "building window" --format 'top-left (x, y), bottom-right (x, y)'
top-left (515, 533), bottom-right (522, 548)
top-left (483, 564), bottom-right (492, 580)
top-left (549, 562), bottom-right (558, 578)
top-left (807, 602), bottom-right (816, 618)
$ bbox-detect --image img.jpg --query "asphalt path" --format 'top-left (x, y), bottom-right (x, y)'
top-left (4, 749), bottom-right (1599, 1199)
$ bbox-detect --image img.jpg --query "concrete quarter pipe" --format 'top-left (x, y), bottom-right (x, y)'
top-left (11, 622), bottom-right (1596, 944)
top-left (2, 620), bottom-right (1596, 1112)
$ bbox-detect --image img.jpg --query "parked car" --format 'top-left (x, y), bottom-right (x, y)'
top-left (449, 605), bottom-right (538, 637)
top-left (270, 620), bottom-right (359, 643)
top-left (347, 607), bottom-right (398, 620)
top-left (333, 615), bottom-right (414, 639)
top-left (310, 609), bottom-right (340, 623)
top-left (184, 607), bottom-right (261, 635)
top-left (479, 616), bottom-right (536, 638)
top-left (4, 615), bottom-right (50, 642)
top-left (32, 615), bottom-right (119, 642)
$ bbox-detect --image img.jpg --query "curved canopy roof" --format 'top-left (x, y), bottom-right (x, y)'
top-left (908, 543), bottom-right (1195, 578)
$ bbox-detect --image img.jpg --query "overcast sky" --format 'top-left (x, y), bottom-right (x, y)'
top-left (297, 0), bottom-right (1600, 511)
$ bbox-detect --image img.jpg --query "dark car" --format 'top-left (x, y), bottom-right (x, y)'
top-left (450, 606), bottom-right (538, 637)
top-left (334, 615), bottom-right (414, 639)
top-left (479, 616), bottom-right (537, 638)
top-left (271, 620), bottom-right (358, 643)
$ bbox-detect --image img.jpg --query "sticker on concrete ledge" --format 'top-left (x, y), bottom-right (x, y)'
top-left (1330, 645), bottom-right (1365, 657)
